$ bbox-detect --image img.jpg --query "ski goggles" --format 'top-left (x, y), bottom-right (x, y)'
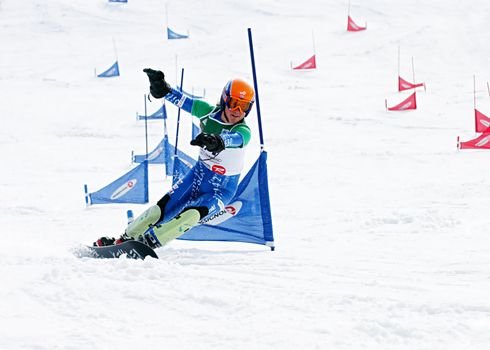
top-left (226, 96), bottom-right (253, 114)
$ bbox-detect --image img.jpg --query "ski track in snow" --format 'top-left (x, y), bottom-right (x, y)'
top-left (1, 0), bottom-right (490, 349)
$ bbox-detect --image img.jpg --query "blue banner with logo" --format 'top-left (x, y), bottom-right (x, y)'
top-left (109, 0), bottom-right (127, 3)
top-left (178, 151), bottom-right (274, 249)
top-left (133, 136), bottom-right (168, 165)
top-left (97, 61), bottom-right (120, 78)
top-left (86, 161), bottom-right (148, 205)
top-left (167, 27), bottom-right (189, 40)
top-left (137, 104), bottom-right (167, 120)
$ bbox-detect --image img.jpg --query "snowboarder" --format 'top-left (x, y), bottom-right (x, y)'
top-left (94, 68), bottom-right (255, 248)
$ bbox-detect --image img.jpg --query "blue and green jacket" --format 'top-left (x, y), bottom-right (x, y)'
top-left (164, 87), bottom-right (252, 176)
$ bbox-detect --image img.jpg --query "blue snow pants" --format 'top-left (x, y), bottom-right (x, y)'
top-left (157, 160), bottom-right (240, 224)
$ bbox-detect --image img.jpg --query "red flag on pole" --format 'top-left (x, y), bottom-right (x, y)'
top-left (475, 109), bottom-right (490, 133)
top-left (386, 92), bottom-right (417, 111)
top-left (292, 55), bottom-right (317, 70)
top-left (347, 15), bottom-right (366, 32)
top-left (458, 133), bottom-right (490, 149)
top-left (398, 76), bottom-right (425, 92)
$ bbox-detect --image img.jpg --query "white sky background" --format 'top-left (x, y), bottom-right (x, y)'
top-left (1, 0), bottom-right (490, 349)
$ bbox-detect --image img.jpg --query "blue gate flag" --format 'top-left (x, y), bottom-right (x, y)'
top-left (179, 151), bottom-right (275, 249)
top-left (85, 160), bottom-right (149, 205)
top-left (133, 136), bottom-right (168, 164)
top-left (133, 136), bottom-right (196, 176)
top-left (178, 87), bottom-right (205, 99)
top-left (97, 61), bottom-right (120, 78)
top-left (167, 27), bottom-right (189, 40)
top-left (137, 104), bottom-right (167, 120)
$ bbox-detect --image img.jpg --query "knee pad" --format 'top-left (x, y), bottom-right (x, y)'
top-left (184, 206), bottom-right (209, 220)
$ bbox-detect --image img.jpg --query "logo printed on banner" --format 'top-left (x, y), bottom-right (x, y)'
top-left (347, 16), bottom-right (366, 32)
top-left (212, 165), bottom-right (227, 175)
top-left (179, 157), bottom-right (194, 169)
top-left (199, 201), bottom-right (243, 226)
top-left (225, 205), bottom-right (237, 215)
top-left (481, 120), bottom-right (490, 128)
top-left (398, 101), bottom-right (413, 110)
top-left (110, 179), bottom-right (138, 200)
top-left (148, 147), bottom-right (164, 161)
top-left (476, 135), bottom-right (490, 147)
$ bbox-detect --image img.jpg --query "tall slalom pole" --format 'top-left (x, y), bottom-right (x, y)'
top-left (247, 28), bottom-right (275, 251)
top-left (312, 30), bottom-right (316, 55)
top-left (165, 3), bottom-right (169, 38)
top-left (411, 56), bottom-right (416, 88)
top-left (174, 68), bottom-right (185, 156)
top-left (162, 99), bottom-right (169, 180)
top-left (162, 100), bottom-right (168, 141)
top-left (144, 94), bottom-right (149, 159)
top-left (473, 75), bottom-right (477, 133)
top-left (247, 28), bottom-right (265, 150)
top-left (112, 36), bottom-right (118, 61)
top-left (172, 68), bottom-right (185, 183)
top-left (143, 94), bottom-right (149, 201)
top-left (473, 75), bottom-right (476, 110)
top-left (397, 45), bottom-right (400, 80)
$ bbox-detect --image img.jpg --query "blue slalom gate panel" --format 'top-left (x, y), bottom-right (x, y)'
top-left (167, 27), bottom-right (189, 40)
top-left (177, 87), bottom-right (205, 99)
top-left (133, 137), bottom-right (196, 176)
top-left (97, 61), bottom-right (120, 77)
top-left (86, 161), bottom-right (148, 205)
top-left (137, 104), bottom-right (167, 120)
top-left (179, 151), bottom-right (274, 249)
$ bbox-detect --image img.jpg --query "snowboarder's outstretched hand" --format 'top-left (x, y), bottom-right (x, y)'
top-left (191, 132), bottom-right (225, 154)
top-left (143, 68), bottom-right (171, 98)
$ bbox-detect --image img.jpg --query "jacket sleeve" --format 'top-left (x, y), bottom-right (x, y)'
top-left (163, 88), bottom-right (194, 113)
top-left (165, 88), bottom-right (217, 118)
top-left (223, 124), bottom-right (251, 147)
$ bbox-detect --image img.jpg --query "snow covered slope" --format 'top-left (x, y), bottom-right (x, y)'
top-left (1, 0), bottom-right (490, 349)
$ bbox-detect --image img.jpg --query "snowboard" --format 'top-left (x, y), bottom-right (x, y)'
top-left (77, 240), bottom-right (158, 260)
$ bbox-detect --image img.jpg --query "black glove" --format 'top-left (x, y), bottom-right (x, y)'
top-left (143, 68), bottom-right (172, 98)
top-left (191, 133), bottom-right (226, 154)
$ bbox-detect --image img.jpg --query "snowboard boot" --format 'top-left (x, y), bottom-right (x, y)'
top-left (115, 233), bottom-right (134, 245)
top-left (93, 236), bottom-right (115, 247)
top-left (143, 208), bottom-right (201, 248)
top-left (125, 205), bottom-right (162, 240)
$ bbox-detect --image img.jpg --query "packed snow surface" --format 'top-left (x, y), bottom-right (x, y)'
top-left (1, 0), bottom-right (490, 349)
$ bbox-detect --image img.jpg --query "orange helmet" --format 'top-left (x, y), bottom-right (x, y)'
top-left (220, 79), bottom-right (255, 117)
